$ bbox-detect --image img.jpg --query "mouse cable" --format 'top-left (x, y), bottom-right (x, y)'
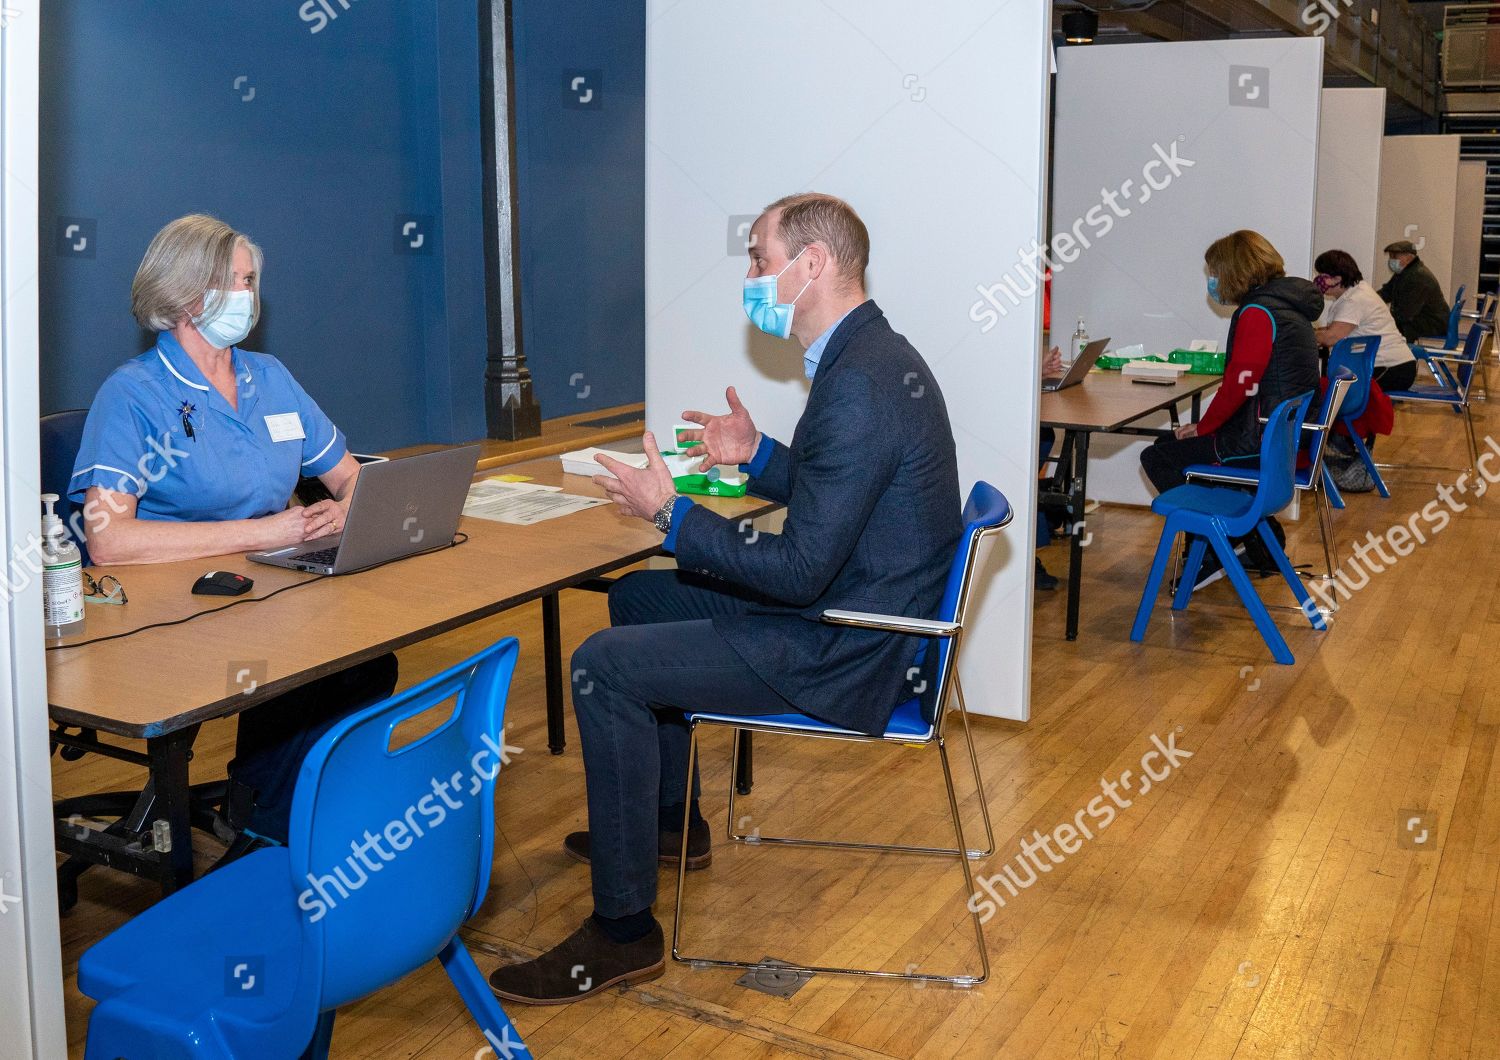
top-left (45, 532), bottom-right (469, 652)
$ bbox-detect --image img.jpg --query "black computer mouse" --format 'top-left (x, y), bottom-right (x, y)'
top-left (191, 570), bottom-right (254, 596)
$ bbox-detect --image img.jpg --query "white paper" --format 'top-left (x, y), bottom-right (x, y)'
top-left (1189, 339), bottom-right (1221, 352)
top-left (463, 479), bottom-right (609, 525)
top-left (263, 412), bottom-right (306, 442)
top-left (559, 447), bottom-right (649, 479)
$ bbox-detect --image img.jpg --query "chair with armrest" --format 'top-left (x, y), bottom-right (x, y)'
top-left (672, 482), bottom-right (1012, 987)
top-left (1325, 336), bottom-right (1390, 499)
top-left (1416, 285), bottom-right (1466, 359)
top-left (1183, 368), bottom-right (1354, 581)
top-left (78, 638), bottom-right (526, 1059)
top-left (1381, 320), bottom-right (1488, 476)
top-left (1132, 393), bottom-right (1324, 665)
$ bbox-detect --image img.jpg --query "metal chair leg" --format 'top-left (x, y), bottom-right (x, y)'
top-left (673, 723), bottom-right (988, 985)
top-left (951, 672), bottom-right (995, 859)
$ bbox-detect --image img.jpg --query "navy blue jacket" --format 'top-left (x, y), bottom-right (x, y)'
top-left (673, 300), bottom-right (961, 735)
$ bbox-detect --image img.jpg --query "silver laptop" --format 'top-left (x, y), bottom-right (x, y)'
top-left (1041, 337), bottom-right (1111, 391)
top-left (249, 444), bottom-right (480, 575)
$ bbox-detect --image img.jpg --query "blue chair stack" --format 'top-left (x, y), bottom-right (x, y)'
top-left (1131, 393), bottom-right (1325, 665)
top-left (78, 639), bottom-right (527, 1060)
top-left (672, 482), bottom-right (1012, 987)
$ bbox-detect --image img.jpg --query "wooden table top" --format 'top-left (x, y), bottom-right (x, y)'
top-left (45, 455), bottom-right (774, 739)
top-left (1039, 371), bottom-right (1221, 433)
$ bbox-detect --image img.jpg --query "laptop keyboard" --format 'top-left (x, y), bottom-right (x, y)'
top-left (298, 546), bottom-right (340, 567)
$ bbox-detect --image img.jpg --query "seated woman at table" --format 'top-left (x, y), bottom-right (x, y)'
top-left (1312, 248), bottom-right (1418, 393)
top-left (68, 213), bottom-right (397, 845)
top-left (1139, 230), bottom-right (1321, 580)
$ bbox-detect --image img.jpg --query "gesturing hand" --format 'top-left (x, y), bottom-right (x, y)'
top-left (594, 432), bottom-right (678, 521)
top-left (677, 386), bottom-right (761, 473)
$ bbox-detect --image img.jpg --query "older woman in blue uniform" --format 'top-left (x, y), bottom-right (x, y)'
top-left (69, 213), bottom-right (396, 843)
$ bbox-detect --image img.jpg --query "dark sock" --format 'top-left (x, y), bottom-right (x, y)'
top-left (591, 908), bottom-right (655, 945)
top-left (660, 800), bottom-right (706, 831)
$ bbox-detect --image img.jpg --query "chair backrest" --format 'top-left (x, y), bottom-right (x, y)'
top-left (1446, 286), bottom-right (1468, 347)
top-left (288, 638), bottom-right (519, 1009)
top-left (40, 410), bottom-right (91, 566)
top-left (1306, 367), bottom-right (1356, 474)
top-left (1249, 392), bottom-right (1315, 518)
top-left (1444, 319), bottom-right (1489, 397)
top-left (924, 482), bottom-right (1012, 730)
top-left (1327, 335), bottom-right (1381, 421)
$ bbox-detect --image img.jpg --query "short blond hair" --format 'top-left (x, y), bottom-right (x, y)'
top-left (763, 192), bottom-right (869, 290)
top-left (1204, 230), bottom-right (1284, 306)
top-left (131, 214), bottom-right (263, 331)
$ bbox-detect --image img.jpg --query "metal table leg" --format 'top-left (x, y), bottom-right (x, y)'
top-left (147, 727), bottom-right (196, 895)
top-left (1065, 431), bottom-right (1092, 641)
top-left (543, 592), bottom-right (565, 755)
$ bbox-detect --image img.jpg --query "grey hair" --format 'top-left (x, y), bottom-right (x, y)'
top-left (130, 214), bottom-right (263, 331)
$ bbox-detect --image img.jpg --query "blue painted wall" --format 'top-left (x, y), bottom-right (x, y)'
top-left (39, 0), bottom-right (645, 450)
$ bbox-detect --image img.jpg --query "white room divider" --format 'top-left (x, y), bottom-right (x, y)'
top-left (1051, 37), bottom-right (1325, 505)
top-left (1378, 135), bottom-right (1462, 302)
top-left (644, 1), bottom-right (1051, 720)
top-left (1315, 88), bottom-right (1386, 280)
top-left (0, 1), bottom-right (69, 1054)
top-left (1453, 159), bottom-right (1486, 302)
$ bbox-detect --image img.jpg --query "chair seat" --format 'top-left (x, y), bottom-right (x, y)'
top-left (79, 847), bottom-right (315, 1055)
top-left (690, 696), bottom-right (934, 741)
top-left (1150, 483), bottom-right (1255, 520)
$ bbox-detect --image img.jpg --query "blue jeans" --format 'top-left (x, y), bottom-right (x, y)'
top-left (570, 570), bottom-right (794, 917)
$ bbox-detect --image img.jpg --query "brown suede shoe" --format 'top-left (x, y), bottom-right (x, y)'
top-left (563, 818), bottom-right (712, 870)
top-left (488, 918), bottom-right (664, 1004)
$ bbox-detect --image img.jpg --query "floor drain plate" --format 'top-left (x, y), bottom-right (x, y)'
top-left (735, 957), bottom-right (814, 998)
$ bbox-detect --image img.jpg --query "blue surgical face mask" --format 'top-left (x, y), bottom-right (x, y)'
top-left (1388, 258), bottom-right (1404, 274)
top-left (743, 247), bottom-right (811, 340)
top-left (1206, 275), bottom-right (1222, 304)
top-left (192, 288), bottom-right (255, 348)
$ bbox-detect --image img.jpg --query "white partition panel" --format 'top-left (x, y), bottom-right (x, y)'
top-left (1315, 88), bottom-right (1386, 279)
top-left (1453, 160), bottom-right (1486, 301)
top-left (1378, 135), bottom-right (1462, 301)
top-left (646, 1), bottom-right (1051, 720)
top-left (1051, 38), bottom-right (1324, 505)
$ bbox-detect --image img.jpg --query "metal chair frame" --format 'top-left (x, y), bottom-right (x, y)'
top-left (671, 504), bottom-right (1012, 988)
top-left (1380, 323), bottom-right (1489, 477)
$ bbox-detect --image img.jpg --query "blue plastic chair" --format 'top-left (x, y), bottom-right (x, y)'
top-left (1384, 320), bottom-right (1489, 474)
top-left (1184, 368), bottom-right (1355, 580)
top-left (1132, 393), bottom-right (1324, 665)
top-left (672, 483), bottom-right (1012, 987)
top-left (40, 409), bottom-right (91, 565)
top-left (1326, 335), bottom-right (1390, 499)
top-left (78, 639), bottom-right (526, 1060)
top-left (1416, 284), bottom-right (1466, 355)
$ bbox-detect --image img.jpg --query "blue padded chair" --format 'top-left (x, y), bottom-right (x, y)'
top-left (672, 483), bottom-right (1012, 987)
top-left (1326, 335), bottom-right (1390, 499)
top-left (1384, 321), bottom-right (1489, 475)
top-left (1184, 368), bottom-right (1356, 580)
top-left (1416, 284), bottom-right (1466, 357)
top-left (1131, 393), bottom-right (1324, 665)
top-left (78, 639), bottom-right (526, 1060)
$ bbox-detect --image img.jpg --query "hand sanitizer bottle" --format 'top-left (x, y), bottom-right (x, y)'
top-left (1073, 317), bottom-right (1089, 362)
top-left (41, 493), bottom-right (85, 639)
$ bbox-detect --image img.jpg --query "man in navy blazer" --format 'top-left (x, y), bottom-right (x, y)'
top-left (490, 193), bottom-right (961, 1004)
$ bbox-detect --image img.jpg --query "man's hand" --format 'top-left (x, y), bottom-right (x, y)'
top-left (678, 386), bottom-right (761, 473)
top-left (595, 432), bottom-right (678, 521)
top-left (1174, 422), bottom-right (1199, 440)
top-left (1042, 345), bottom-right (1064, 379)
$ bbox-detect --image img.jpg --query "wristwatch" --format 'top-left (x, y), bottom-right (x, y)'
top-left (653, 495), bottom-right (677, 534)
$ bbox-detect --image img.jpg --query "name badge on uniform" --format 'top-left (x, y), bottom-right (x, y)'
top-left (264, 412), bottom-right (306, 443)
